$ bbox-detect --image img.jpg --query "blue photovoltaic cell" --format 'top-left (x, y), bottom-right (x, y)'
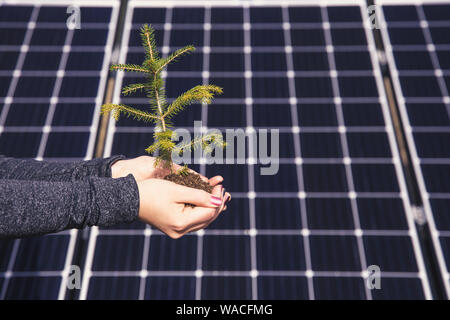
top-left (92, 235), bottom-right (144, 271)
top-left (0, 2), bottom-right (116, 300)
top-left (4, 277), bottom-right (61, 300)
top-left (357, 198), bottom-right (408, 230)
top-left (202, 235), bottom-right (251, 271)
top-left (256, 235), bottom-right (305, 270)
top-left (255, 198), bottom-right (302, 229)
top-left (52, 103), bottom-right (96, 126)
top-left (306, 198), bottom-right (354, 230)
top-left (87, 277), bottom-right (141, 300)
top-left (0, 52), bottom-right (20, 70)
top-left (12, 235), bottom-right (69, 271)
top-left (145, 277), bottom-right (196, 300)
top-left (363, 236), bottom-right (418, 272)
top-left (258, 276), bottom-right (309, 299)
top-left (309, 236), bottom-right (361, 271)
top-left (201, 277), bottom-right (252, 299)
top-left (313, 277), bottom-right (366, 300)
top-left (382, 3), bottom-right (450, 297)
top-left (147, 236), bottom-right (197, 271)
top-left (370, 278), bottom-right (425, 300)
top-left (0, 132), bottom-right (42, 157)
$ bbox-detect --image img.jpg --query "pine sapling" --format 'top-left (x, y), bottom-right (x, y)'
top-left (101, 24), bottom-right (225, 194)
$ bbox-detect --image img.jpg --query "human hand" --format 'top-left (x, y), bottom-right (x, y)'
top-left (112, 155), bottom-right (208, 182)
top-left (111, 156), bottom-right (230, 208)
top-left (136, 178), bottom-right (229, 238)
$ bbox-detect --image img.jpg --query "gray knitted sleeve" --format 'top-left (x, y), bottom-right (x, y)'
top-left (0, 154), bottom-right (126, 181)
top-left (0, 155), bottom-right (140, 238)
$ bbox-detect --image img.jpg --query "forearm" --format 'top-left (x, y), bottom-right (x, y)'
top-left (0, 155), bottom-right (125, 182)
top-left (0, 175), bottom-right (139, 238)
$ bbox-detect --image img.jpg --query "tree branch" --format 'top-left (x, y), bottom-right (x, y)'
top-left (101, 103), bottom-right (159, 123)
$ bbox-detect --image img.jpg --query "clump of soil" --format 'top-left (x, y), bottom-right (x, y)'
top-left (164, 172), bottom-right (213, 206)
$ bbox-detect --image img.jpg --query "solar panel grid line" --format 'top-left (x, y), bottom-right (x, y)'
top-left (0, 270), bottom-right (69, 277)
top-left (79, 227), bottom-right (97, 300)
top-left (113, 125), bottom-right (391, 134)
top-left (320, 4), bottom-right (373, 300)
top-left (89, 228), bottom-right (413, 237)
top-left (73, 269), bottom-right (422, 278)
top-left (58, 229), bottom-right (79, 299)
top-left (0, 238), bottom-right (20, 299)
top-left (440, 231), bottom-right (450, 237)
top-left (0, 126), bottom-right (91, 132)
top-left (0, 44), bottom-right (112, 52)
top-left (360, 2), bottom-right (433, 300)
top-left (0, 70), bottom-right (101, 77)
top-left (281, 4), bottom-right (315, 300)
top-left (242, 4), bottom-right (259, 301)
top-left (377, 0), bottom-right (450, 298)
top-left (138, 225), bottom-right (151, 300)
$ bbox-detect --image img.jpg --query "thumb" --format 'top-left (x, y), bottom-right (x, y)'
top-left (174, 185), bottom-right (222, 208)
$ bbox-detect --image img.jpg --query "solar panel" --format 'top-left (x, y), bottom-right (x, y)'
top-left (0, 0), bottom-right (119, 299)
top-left (77, 0), bottom-right (433, 300)
top-left (378, 0), bottom-right (450, 298)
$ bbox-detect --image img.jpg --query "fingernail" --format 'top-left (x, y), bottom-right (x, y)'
top-left (221, 187), bottom-right (226, 199)
top-left (211, 195), bottom-right (222, 207)
top-left (227, 193), bottom-right (231, 202)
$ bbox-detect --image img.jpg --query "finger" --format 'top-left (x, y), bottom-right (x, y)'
top-left (181, 185), bottom-right (224, 227)
top-left (174, 184), bottom-right (222, 208)
top-left (208, 175), bottom-right (224, 186)
top-left (222, 192), bottom-right (231, 207)
top-left (217, 186), bottom-right (226, 213)
top-left (184, 204), bottom-right (224, 233)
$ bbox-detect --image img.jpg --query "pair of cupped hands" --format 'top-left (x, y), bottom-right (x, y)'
top-left (111, 156), bottom-right (231, 239)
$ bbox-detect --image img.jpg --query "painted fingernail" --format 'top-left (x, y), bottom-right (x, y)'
top-left (211, 196), bottom-right (222, 207)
